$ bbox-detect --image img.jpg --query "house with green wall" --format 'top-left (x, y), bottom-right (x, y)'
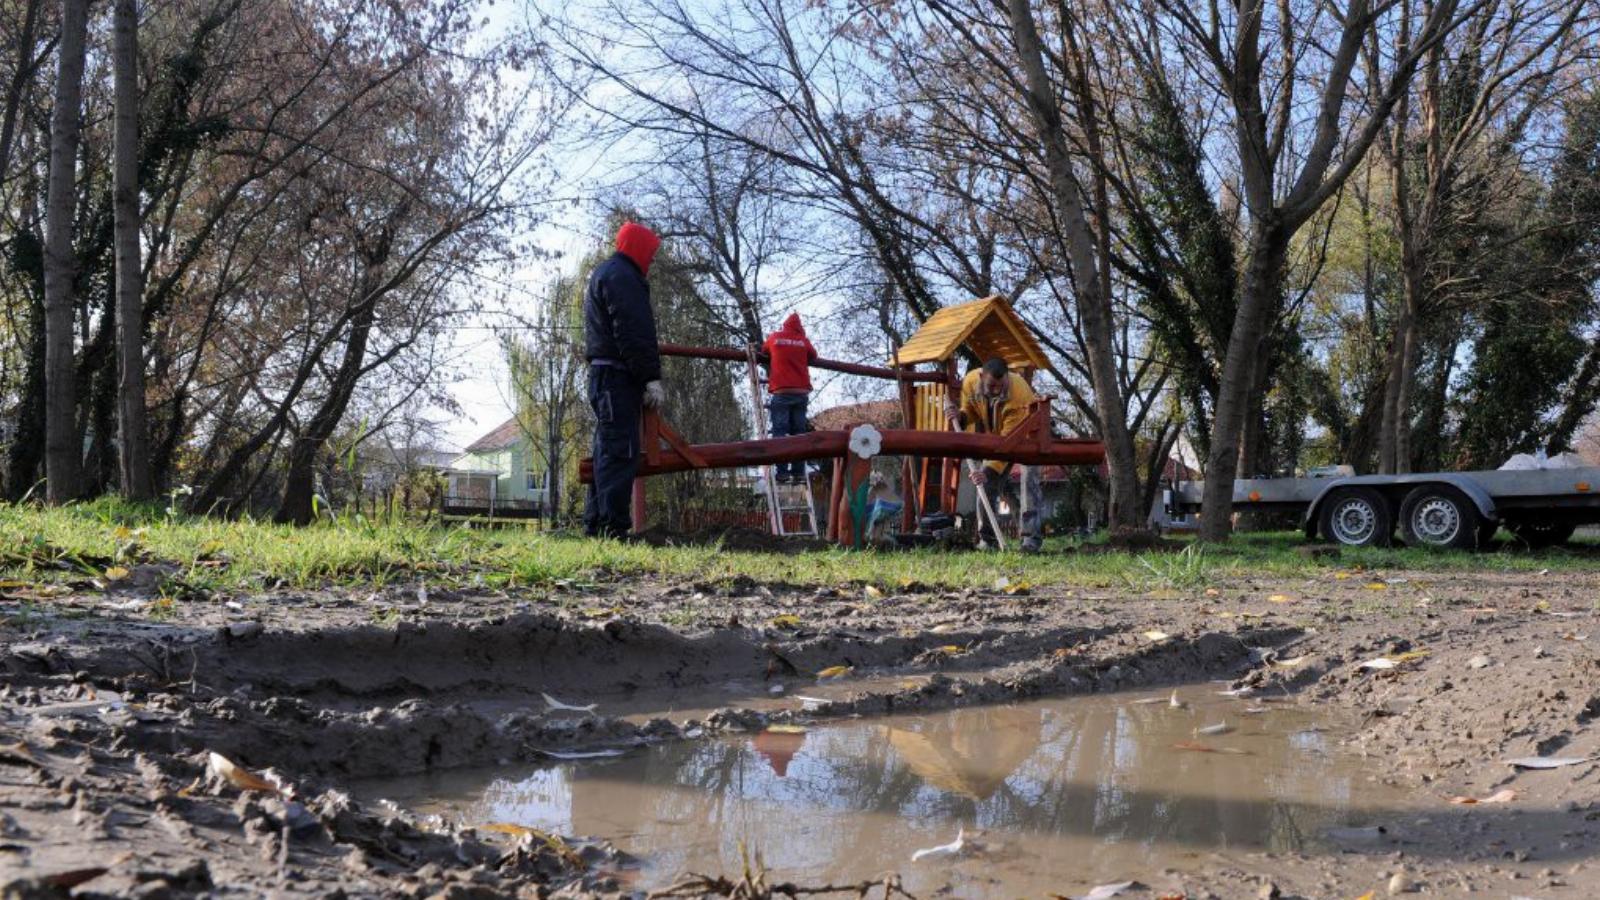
top-left (445, 417), bottom-right (547, 516)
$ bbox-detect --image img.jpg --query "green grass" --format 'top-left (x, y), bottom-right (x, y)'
top-left (2, 497), bottom-right (1599, 597)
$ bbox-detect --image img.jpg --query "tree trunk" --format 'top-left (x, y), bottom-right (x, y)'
top-left (1199, 228), bottom-right (1287, 541)
top-left (1377, 322), bottom-right (1403, 473)
top-left (42, 0), bottom-right (91, 504)
top-left (1005, 0), bottom-right (1142, 530)
top-left (1139, 419), bottom-right (1180, 522)
top-left (1378, 279), bottom-right (1420, 473)
top-left (0, 0), bottom-right (42, 185)
top-left (5, 290), bottom-right (47, 499)
top-left (1394, 317), bottom-right (1420, 472)
top-left (1550, 339), bottom-right (1600, 453)
top-left (113, 0), bottom-right (152, 499)
top-left (545, 416), bottom-right (562, 524)
top-left (275, 296), bottom-right (379, 525)
top-left (1236, 334), bottom-right (1275, 478)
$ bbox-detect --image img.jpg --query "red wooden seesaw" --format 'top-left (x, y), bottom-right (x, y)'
top-left (578, 345), bottom-right (1106, 547)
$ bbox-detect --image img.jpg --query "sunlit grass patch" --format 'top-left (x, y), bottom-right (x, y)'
top-left (2, 500), bottom-right (1598, 598)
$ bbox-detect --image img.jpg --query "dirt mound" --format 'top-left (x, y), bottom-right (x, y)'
top-left (7, 566), bottom-right (1600, 897)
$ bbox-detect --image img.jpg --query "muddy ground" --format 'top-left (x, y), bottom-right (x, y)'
top-left (3, 554), bottom-right (1599, 898)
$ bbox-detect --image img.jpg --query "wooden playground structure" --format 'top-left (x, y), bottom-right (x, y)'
top-left (579, 297), bottom-right (1107, 547)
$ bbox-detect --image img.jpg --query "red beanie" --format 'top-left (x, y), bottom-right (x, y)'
top-left (616, 222), bottom-right (660, 276)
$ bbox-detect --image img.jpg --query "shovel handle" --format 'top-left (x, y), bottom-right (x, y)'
top-left (948, 412), bottom-right (1005, 550)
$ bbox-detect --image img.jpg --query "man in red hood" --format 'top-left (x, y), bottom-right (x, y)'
top-left (582, 221), bottom-right (663, 538)
top-left (762, 312), bottom-right (817, 484)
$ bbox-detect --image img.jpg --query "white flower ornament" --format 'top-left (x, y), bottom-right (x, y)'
top-left (848, 424), bottom-right (883, 460)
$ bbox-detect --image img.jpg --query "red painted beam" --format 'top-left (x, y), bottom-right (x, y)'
top-left (580, 430), bottom-right (1105, 483)
top-left (657, 343), bottom-right (947, 383)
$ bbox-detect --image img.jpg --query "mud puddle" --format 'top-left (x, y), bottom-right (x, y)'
top-left (357, 685), bottom-right (1420, 895)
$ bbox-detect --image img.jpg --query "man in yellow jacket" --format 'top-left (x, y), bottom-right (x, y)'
top-left (942, 358), bottom-right (1045, 552)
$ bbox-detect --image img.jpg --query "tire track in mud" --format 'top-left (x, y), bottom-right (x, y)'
top-left (5, 612), bottom-right (1299, 780)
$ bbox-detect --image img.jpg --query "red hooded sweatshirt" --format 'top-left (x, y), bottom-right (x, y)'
top-left (763, 313), bottom-right (818, 393)
top-left (615, 222), bottom-right (661, 276)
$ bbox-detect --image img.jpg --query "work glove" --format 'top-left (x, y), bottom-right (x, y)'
top-left (643, 380), bottom-right (665, 409)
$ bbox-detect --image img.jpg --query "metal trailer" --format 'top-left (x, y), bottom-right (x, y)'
top-left (1164, 466), bottom-right (1600, 549)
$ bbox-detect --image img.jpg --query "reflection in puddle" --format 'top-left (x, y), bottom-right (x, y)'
top-left (364, 686), bottom-right (1407, 895)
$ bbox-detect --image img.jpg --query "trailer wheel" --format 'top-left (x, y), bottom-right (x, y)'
top-left (1509, 520), bottom-right (1576, 549)
top-left (1399, 485), bottom-right (1481, 550)
top-left (1319, 487), bottom-right (1392, 547)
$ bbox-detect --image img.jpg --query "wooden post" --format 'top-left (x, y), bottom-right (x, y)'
top-left (827, 457), bottom-right (845, 542)
top-left (892, 349), bottom-right (919, 533)
top-left (839, 453), bottom-right (874, 548)
top-left (940, 359), bottom-right (961, 516)
top-left (631, 477), bottom-right (646, 533)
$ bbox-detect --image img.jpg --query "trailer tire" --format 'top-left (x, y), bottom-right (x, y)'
top-left (1399, 485), bottom-right (1482, 550)
top-left (1319, 487), bottom-right (1393, 547)
top-left (1509, 520), bottom-right (1576, 549)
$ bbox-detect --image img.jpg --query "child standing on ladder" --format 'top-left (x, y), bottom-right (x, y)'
top-left (762, 313), bottom-right (818, 483)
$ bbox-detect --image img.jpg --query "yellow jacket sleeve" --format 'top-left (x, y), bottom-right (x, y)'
top-left (959, 371), bottom-right (1037, 473)
top-left (957, 370), bottom-right (984, 429)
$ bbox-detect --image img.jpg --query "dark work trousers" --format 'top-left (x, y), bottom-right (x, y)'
top-left (767, 392), bottom-right (809, 479)
top-left (585, 365), bottom-right (644, 537)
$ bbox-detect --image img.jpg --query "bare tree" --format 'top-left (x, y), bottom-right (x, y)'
top-left (997, 0), bottom-right (1143, 530)
top-left (505, 278), bottom-right (587, 524)
top-left (42, 0), bottom-right (90, 504)
top-left (1153, 0), bottom-right (1474, 540)
top-left (113, 0), bottom-right (152, 499)
top-left (1374, 0), bottom-right (1591, 473)
top-left (642, 126), bottom-right (788, 346)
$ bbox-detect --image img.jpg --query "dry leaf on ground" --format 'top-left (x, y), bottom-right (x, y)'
top-left (541, 692), bottom-right (598, 713)
top-left (43, 868), bottom-right (109, 890)
top-left (1052, 882), bottom-right (1137, 900)
top-left (1449, 788), bottom-right (1517, 805)
top-left (910, 827), bottom-right (966, 861)
top-left (480, 823), bottom-right (583, 865)
top-left (1504, 756), bottom-right (1592, 769)
top-left (207, 751), bottom-right (283, 796)
top-left (0, 741), bottom-right (45, 769)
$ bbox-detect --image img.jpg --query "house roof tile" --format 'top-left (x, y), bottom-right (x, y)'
top-left (464, 417), bottom-right (524, 453)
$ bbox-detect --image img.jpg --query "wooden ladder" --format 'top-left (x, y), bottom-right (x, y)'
top-left (745, 346), bottom-right (819, 537)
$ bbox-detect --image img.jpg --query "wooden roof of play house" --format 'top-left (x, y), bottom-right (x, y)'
top-left (893, 295), bottom-right (1051, 370)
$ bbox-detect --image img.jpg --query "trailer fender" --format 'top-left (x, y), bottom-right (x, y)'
top-left (1303, 479), bottom-right (1350, 539)
top-left (1302, 474), bottom-right (1498, 539)
top-left (1421, 475), bottom-right (1498, 522)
